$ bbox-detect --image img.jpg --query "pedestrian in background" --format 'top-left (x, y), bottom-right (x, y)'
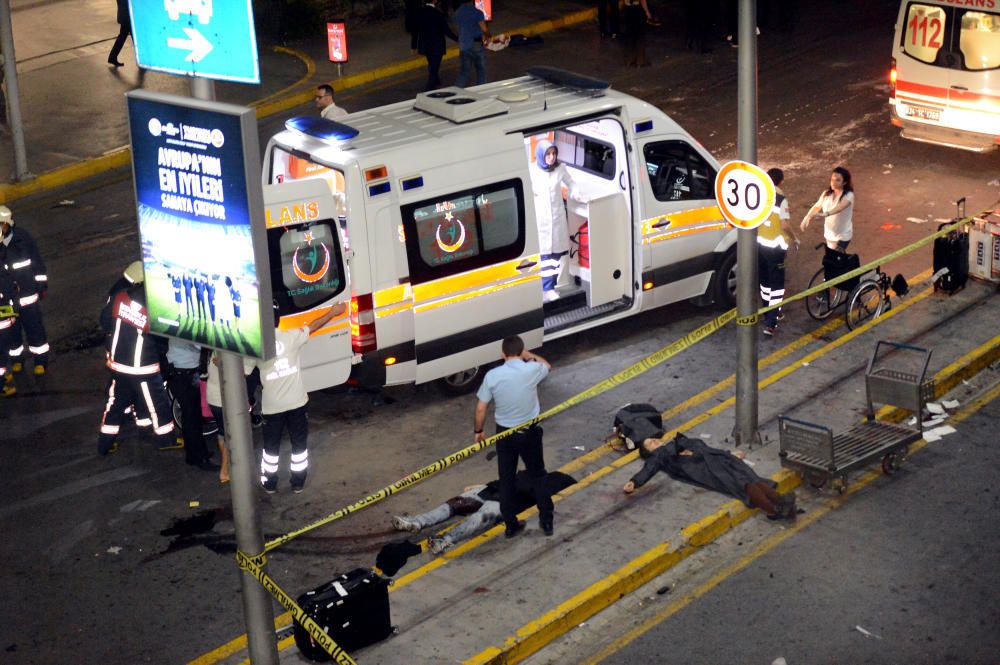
top-left (405, 0), bottom-right (422, 54)
top-left (97, 263), bottom-right (174, 456)
top-left (253, 303), bottom-right (343, 494)
top-left (622, 0), bottom-right (658, 67)
top-left (473, 336), bottom-right (555, 538)
top-left (757, 168), bottom-right (799, 336)
top-left (800, 166), bottom-right (854, 251)
top-left (454, 0), bottom-right (490, 87)
top-left (107, 0), bottom-right (131, 67)
top-left (683, 0), bottom-right (715, 53)
top-left (417, 0), bottom-right (458, 90)
top-left (315, 84), bottom-right (348, 120)
top-left (597, 0), bottom-right (620, 39)
top-left (0, 205), bottom-right (49, 376)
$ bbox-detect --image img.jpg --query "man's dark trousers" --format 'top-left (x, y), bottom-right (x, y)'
top-left (495, 425), bottom-right (553, 528)
top-left (425, 52), bottom-right (444, 90)
top-left (168, 367), bottom-right (210, 464)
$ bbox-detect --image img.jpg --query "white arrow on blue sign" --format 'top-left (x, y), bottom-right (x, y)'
top-left (130, 0), bottom-right (260, 84)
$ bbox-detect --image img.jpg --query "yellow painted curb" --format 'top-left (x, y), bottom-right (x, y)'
top-left (0, 9), bottom-right (598, 206)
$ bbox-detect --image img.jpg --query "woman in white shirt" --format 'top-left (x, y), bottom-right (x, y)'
top-left (800, 166), bottom-right (855, 251)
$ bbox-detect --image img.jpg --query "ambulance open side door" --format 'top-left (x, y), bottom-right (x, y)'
top-left (584, 192), bottom-right (632, 308)
top-left (263, 180), bottom-right (354, 392)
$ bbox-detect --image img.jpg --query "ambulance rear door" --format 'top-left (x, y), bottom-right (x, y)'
top-left (263, 180), bottom-right (353, 391)
top-left (399, 174), bottom-right (544, 385)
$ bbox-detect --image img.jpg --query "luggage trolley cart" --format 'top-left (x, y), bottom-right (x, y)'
top-left (778, 341), bottom-right (934, 493)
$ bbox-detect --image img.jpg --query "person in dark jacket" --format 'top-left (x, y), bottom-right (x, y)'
top-left (97, 263), bottom-right (174, 456)
top-left (0, 263), bottom-right (16, 397)
top-left (623, 433), bottom-right (796, 519)
top-left (0, 206), bottom-right (49, 375)
top-left (416, 0), bottom-right (458, 90)
top-left (107, 0), bottom-right (132, 67)
top-left (392, 471), bottom-right (576, 554)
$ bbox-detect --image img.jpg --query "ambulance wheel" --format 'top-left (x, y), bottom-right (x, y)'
top-left (714, 250), bottom-right (738, 308)
top-left (438, 367), bottom-right (483, 396)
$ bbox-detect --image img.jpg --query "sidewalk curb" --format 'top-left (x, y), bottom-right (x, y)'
top-left (466, 332), bottom-right (1000, 665)
top-left (0, 8), bottom-right (597, 206)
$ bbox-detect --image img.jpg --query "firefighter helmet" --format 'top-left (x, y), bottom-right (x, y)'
top-left (123, 261), bottom-right (145, 284)
top-left (0, 205), bottom-right (12, 226)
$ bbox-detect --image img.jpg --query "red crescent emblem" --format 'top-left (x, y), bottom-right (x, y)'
top-left (292, 243), bottom-right (331, 284)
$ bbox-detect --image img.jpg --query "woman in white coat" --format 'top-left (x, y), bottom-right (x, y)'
top-left (531, 140), bottom-right (582, 301)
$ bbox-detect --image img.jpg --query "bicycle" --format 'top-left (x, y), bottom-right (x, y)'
top-left (805, 243), bottom-right (848, 320)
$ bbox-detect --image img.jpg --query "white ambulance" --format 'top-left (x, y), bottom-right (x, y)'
top-left (260, 68), bottom-right (737, 394)
top-left (889, 0), bottom-right (1000, 151)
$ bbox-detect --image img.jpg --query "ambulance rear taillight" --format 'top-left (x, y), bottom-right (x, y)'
top-left (350, 293), bottom-right (377, 354)
top-left (889, 57), bottom-right (897, 98)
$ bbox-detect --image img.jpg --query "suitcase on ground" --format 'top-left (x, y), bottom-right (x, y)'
top-left (294, 568), bottom-right (393, 661)
top-left (933, 222), bottom-right (969, 294)
top-left (613, 403), bottom-right (664, 450)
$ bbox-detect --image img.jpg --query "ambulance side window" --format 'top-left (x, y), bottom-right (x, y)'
top-left (400, 179), bottom-right (526, 285)
top-left (267, 219), bottom-right (347, 317)
top-left (643, 141), bottom-right (716, 202)
top-left (902, 3), bottom-right (949, 66)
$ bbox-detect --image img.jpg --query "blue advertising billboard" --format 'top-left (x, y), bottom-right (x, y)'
top-left (126, 90), bottom-right (273, 360)
top-left (129, 0), bottom-right (260, 83)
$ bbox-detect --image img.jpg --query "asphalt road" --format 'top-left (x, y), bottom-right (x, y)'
top-left (2, 1), bottom-right (999, 663)
top-left (595, 383), bottom-right (1000, 665)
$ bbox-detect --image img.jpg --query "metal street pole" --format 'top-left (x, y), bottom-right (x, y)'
top-left (0, 0), bottom-right (32, 181)
top-left (191, 76), bottom-right (279, 665)
top-left (733, 0), bottom-right (761, 448)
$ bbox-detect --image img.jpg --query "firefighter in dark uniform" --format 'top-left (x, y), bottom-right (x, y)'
top-left (0, 261), bottom-right (16, 397)
top-left (0, 205), bottom-right (49, 374)
top-left (758, 168), bottom-right (800, 336)
top-left (97, 262), bottom-right (175, 455)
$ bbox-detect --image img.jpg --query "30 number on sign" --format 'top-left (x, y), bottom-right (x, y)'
top-left (714, 161), bottom-right (775, 230)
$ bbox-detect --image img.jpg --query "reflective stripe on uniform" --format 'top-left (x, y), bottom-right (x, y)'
top-left (260, 451), bottom-right (280, 474)
top-left (101, 424), bottom-right (120, 435)
top-left (11, 259), bottom-right (31, 270)
top-left (35, 275), bottom-right (47, 282)
top-left (9, 345), bottom-right (23, 357)
top-left (107, 360), bottom-right (160, 375)
top-left (28, 343), bottom-right (49, 355)
top-left (135, 418), bottom-right (152, 427)
top-left (139, 380), bottom-right (173, 435)
top-left (0, 319), bottom-right (12, 330)
top-left (289, 450), bottom-right (309, 472)
top-left (19, 293), bottom-right (39, 306)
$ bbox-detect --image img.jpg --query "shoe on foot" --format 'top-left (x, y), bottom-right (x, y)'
top-left (1, 376), bottom-right (14, 398)
top-left (108, 58), bottom-right (125, 67)
top-left (33, 365), bottom-right (46, 376)
top-left (291, 480), bottom-right (306, 494)
top-left (428, 536), bottom-right (453, 554)
top-left (505, 520), bottom-right (526, 539)
top-left (98, 440), bottom-right (119, 456)
top-left (762, 325), bottom-right (776, 336)
top-left (540, 519), bottom-right (554, 537)
top-left (11, 361), bottom-right (23, 373)
top-left (260, 478), bottom-right (278, 494)
top-left (392, 515), bottom-right (421, 533)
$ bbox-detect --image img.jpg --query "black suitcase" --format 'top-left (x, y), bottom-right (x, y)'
top-left (933, 222), bottom-right (969, 294)
top-left (822, 248), bottom-right (861, 292)
top-left (294, 568), bottom-right (393, 661)
top-left (613, 403), bottom-right (664, 450)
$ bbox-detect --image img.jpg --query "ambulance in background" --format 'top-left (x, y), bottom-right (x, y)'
top-left (889, 0), bottom-right (1000, 151)
top-left (259, 68), bottom-right (737, 395)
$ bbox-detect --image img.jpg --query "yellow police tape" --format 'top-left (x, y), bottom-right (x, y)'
top-left (237, 206), bottom-right (994, 662)
top-left (236, 550), bottom-right (358, 665)
top-left (261, 209), bottom-right (989, 555)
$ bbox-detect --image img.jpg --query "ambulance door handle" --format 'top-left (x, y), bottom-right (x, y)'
top-left (652, 219), bottom-right (672, 229)
top-left (515, 259), bottom-right (538, 270)
top-left (950, 85), bottom-right (968, 91)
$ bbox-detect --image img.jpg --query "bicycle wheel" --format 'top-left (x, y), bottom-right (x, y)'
top-left (806, 268), bottom-right (845, 320)
top-left (845, 281), bottom-right (885, 330)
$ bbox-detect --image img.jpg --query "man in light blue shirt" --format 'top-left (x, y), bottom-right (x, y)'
top-left (474, 335), bottom-right (555, 538)
top-left (453, 0), bottom-right (490, 87)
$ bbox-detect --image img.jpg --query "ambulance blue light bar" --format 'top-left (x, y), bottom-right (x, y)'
top-left (634, 120), bottom-right (653, 133)
top-left (284, 116), bottom-right (359, 141)
top-left (401, 176), bottom-right (424, 191)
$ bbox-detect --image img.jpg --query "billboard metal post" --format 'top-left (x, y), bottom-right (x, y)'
top-left (733, 0), bottom-right (761, 448)
top-left (0, 0), bottom-right (31, 181)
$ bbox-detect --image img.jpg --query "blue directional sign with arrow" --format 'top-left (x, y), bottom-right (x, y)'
top-left (129, 0), bottom-right (260, 84)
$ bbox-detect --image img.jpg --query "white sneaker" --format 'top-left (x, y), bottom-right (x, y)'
top-left (392, 515), bottom-right (421, 533)
top-left (428, 536), bottom-right (453, 554)
top-left (543, 289), bottom-right (560, 303)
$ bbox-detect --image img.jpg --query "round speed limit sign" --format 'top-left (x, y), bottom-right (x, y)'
top-left (714, 161), bottom-right (777, 230)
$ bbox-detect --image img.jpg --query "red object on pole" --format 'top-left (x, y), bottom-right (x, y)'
top-left (327, 22), bottom-right (348, 62)
top-left (475, 0), bottom-right (492, 21)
